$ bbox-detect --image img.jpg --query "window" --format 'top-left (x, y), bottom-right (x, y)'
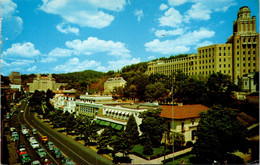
top-left (248, 63), bottom-right (250, 67)
top-left (248, 51), bottom-right (251, 54)
top-left (237, 45), bottom-right (239, 49)
top-left (219, 64), bottom-right (221, 68)
top-left (237, 39), bottom-right (239, 43)
top-left (248, 57), bottom-right (250, 61)
top-left (243, 51), bottom-right (245, 55)
top-left (219, 59), bottom-right (221, 62)
top-left (253, 51), bottom-right (255, 54)
top-left (224, 58), bottom-right (226, 62)
top-left (237, 57), bottom-right (239, 61)
top-left (181, 122), bottom-right (185, 132)
top-left (224, 64), bottom-right (226, 68)
top-left (243, 63), bottom-right (245, 67)
top-left (228, 64), bottom-right (230, 67)
top-left (237, 63), bottom-right (239, 67)
top-left (237, 51), bottom-right (239, 55)
top-left (219, 47), bottom-right (221, 50)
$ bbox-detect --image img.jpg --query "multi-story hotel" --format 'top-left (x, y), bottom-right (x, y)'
top-left (147, 6), bottom-right (259, 84)
top-left (27, 73), bottom-right (67, 92)
top-left (9, 72), bottom-right (22, 85)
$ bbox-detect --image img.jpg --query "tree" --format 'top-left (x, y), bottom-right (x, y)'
top-left (142, 135), bottom-right (153, 155)
top-left (139, 108), bottom-right (166, 147)
top-left (192, 106), bottom-right (249, 164)
top-left (84, 122), bottom-right (99, 144)
top-left (206, 72), bottom-right (238, 106)
top-left (113, 131), bottom-right (133, 157)
top-left (168, 132), bottom-right (185, 150)
top-left (253, 71), bottom-right (259, 91)
top-left (125, 114), bottom-right (139, 144)
top-left (66, 113), bottom-right (75, 134)
top-left (97, 127), bottom-right (114, 151)
top-left (145, 82), bottom-right (169, 102)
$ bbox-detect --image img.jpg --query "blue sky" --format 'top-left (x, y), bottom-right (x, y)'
top-left (1, 0), bottom-right (259, 76)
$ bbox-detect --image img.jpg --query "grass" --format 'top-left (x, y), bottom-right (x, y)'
top-left (166, 154), bottom-right (195, 164)
top-left (131, 144), bottom-right (172, 159)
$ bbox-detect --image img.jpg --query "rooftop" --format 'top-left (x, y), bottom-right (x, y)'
top-left (160, 104), bottom-right (210, 119)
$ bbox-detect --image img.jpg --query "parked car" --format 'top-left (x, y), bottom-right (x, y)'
top-left (41, 136), bottom-right (48, 144)
top-left (31, 160), bottom-right (41, 165)
top-left (62, 157), bottom-right (75, 165)
top-left (46, 142), bottom-right (54, 151)
top-left (17, 148), bottom-right (27, 156)
top-left (22, 128), bottom-right (29, 135)
top-left (11, 134), bottom-right (19, 142)
top-left (28, 137), bottom-right (36, 143)
top-left (32, 128), bottom-right (38, 135)
top-left (20, 153), bottom-right (31, 164)
top-left (36, 148), bottom-right (47, 158)
top-left (53, 148), bottom-right (63, 158)
top-left (10, 127), bottom-right (16, 132)
top-left (30, 141), bottom-right (40, 149)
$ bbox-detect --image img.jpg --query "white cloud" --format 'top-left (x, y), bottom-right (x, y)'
top-left (196, 40), bottom-right (213, 49)
top-left (155, 28), bottom-right (184, 37)
top-left (56, 23), bottom-right (79, 35)
top-left (27, 66), bottom-right (37, 72)
top-left (145, 28), bottom-right (215, 54)
top-left (1, 59), bottom-right (11, 67)
top-left (41, 56), bottom-right (57, 63)
top-left (184, 2), bottom-right (211, 22)
top-left (168, 0), bottom-right (188, 6)
top-left (10, 59), bottom-right (34, 66)
top-left (134, 9), bottom-right (144, 22)
top-left (1, 0), bottom-right (23, 38)
top-left (159, 4), bottom-right (168, 11)
top-left (53, 57), bottom-right (101, 72)
top-left (48, 47), bottom-right (72, 57)
top-left (1, 0), bottom-right (17, 17)
top-left (2, 42), bottom-right (41, 58)
top-left (148, 56), bottom-right (156, 60)
top-left (65, 37), bottom-right (131, 58)
top-left (39, 0), bottom-right (126, 29)
top-left (158, 8), bottom-right (182, 28)
top-left (97, 58), bottom-right (141, 72)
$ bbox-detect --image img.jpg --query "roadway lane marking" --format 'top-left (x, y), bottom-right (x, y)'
top-left (30, 114), bottom-right (92, 165)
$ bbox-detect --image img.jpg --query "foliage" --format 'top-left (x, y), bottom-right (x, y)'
top-left (168, 132), bottom-right (185, 150)
top-left (84, 122), bottom-right (99, 144)
top-left (192, 106), bottom-right (249, 164)
top-left (253, 71), bottom-right (259, 91)
top-left (145, 82), bottom-right (169, 102)
top-left (139, 108), bottom-right (167, 147)
top-left (125, 114), bottom-right (139, 144)
top-left (142, 136), bottom-right (153, 155)
top-left (113, 131), bottom-right (133, 157)
top-left (206, 72), bottom-right (238, 106)
top-left (97, 127), bottom-right (114, 150)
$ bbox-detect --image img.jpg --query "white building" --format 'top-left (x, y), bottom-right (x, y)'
top-left (103, 77), bottom-right (126, 95)
top-left (160, 104), bottom-right (209, 143)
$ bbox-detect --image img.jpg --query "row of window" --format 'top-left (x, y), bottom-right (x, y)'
top-left (237, 63), bottom-right (256, 67)
top-left (236, 57), bottom-right (256, 61)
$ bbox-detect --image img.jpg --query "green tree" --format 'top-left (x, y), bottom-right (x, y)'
top-left (139, 108), bottom-right (166, 147)
top-left (168, 132), bottom-right (185, 150)
top-left (192, 106), bottom-right (249, 164)
top-left (206, 72), bottom-right (238, 106)
top-left (142, 135), bottom-right (153, 155)
top-left (145, 82), bottom-right (169, 102)
top-left (97, 127), bottom-right (114, 151)
top-left (113, 131), bottom-right (133, 157)
top-left (66, 113), bottom-right (75, 134)
top-left (84, 122), bottom-right (99, 144)
top-left (125, 114), bottom-right (139, 144)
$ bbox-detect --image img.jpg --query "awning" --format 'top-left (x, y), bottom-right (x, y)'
top-left (104, 121), bottom-right (110, 126)
top-left (110, 123), bottom-right (117, 128)
top-left (121, 112), bottom-right (125, 115)
top-left (99, 120), bottom-right (105, 125)
top-left (115, 125), bottom-right (123, 130)
top-left (95, 119), bottom-right (101, 124)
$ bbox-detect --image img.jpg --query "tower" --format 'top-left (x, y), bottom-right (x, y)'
top-left (227, 6), bottom-right (259, 83)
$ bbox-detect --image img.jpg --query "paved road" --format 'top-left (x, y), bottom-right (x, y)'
top-left (23, 102), bottom-right (113, 165)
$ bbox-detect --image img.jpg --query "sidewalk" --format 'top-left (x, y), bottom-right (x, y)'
top-left (6, 135), bottom-right (20, 164)
top-left (40, 117), bottom-right (192, 164)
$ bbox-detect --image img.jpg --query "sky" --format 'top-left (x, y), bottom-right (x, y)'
top-left (1, 0), bottom-right (259, 76)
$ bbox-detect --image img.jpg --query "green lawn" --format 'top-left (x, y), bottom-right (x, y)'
top-left (131, 144), bottom-right (172, 159)
top-left (166, 154), bottom-right (195, 164)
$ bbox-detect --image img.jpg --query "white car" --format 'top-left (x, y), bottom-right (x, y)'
top-left (22, 129), bottom-right (29, 135)
top-left (21, 110), bottom-right (24, 113)
top-left (28, 137), bottom-right (36, 143)
top-left (30, 141), bottom-right (40, 149)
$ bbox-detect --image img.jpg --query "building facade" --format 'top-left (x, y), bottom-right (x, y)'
top-left (226, 6), bottom-right (259, 83)
top-left (104, 77), bottom-right (126, 94)
top-left (9, 72), bottom-right (22, 85)
top-left (146, 6), bottom-right (258, 83)
top-left (160, 104), bottom-right (209, 142)
top-left (27, 73), bottom-right (67, 92)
